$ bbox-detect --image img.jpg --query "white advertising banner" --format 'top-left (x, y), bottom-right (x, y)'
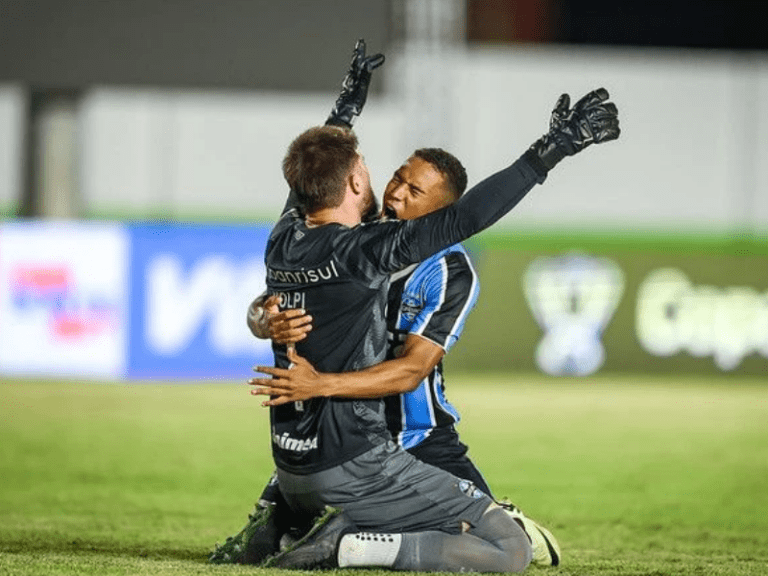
top-left (0, 221), bottom-right (128, 378)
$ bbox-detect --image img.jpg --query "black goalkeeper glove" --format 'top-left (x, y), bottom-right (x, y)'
top-left (326, 39), bottom-right (385, 128)
top-left (527, 88), bottom-right (620, 174)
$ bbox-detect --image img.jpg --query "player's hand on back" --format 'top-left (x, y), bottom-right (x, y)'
top-left (529, 88), bottom-right (620, 171)
top-left (326, 38), bottom-right (385, 128)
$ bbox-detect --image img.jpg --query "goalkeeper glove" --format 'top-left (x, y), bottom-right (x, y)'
top-left (527, 88), bottom-right (620, 173)
top-left (326, 39), bottom-right (385, 128)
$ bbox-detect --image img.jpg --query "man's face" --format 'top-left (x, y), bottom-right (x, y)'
top-left (382, 156), bottom-right (455, 221)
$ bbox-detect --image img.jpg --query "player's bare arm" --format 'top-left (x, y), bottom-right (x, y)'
top-left (249, 334), bottom-right (444, 406)
top-left (246, 292), bottom-right (271, 339)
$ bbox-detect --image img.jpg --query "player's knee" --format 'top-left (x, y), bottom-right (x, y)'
top-left (502, 518), bottom-right (532, 573)
top-left (474, 505), bottom-right (532, 572)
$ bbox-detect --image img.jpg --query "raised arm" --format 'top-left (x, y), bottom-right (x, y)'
top-left (325, 39), bottom-right (384, 128)
top-left (354, 88), bottom-right (620, 273)
top-left (279, 39), bottom-right (384, 216)
top-left (430, 88), bottom-right (620, 244)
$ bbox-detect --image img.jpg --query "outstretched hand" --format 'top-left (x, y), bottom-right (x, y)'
top-left (552, 88), bottom-right (620, 151)
top-left (349, 38), bottom-right (386, 75)
top-left (326, 38), bottom-right (385, 128)
top-left (529, 87), bottom-right (620, 171)
top-left (250, 347), bottom-right (324, 406)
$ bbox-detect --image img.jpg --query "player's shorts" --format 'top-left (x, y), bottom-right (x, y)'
top-left (406, 426), bottom-right (493, 498)
top-left (277, 440), bottom-right (492, 535)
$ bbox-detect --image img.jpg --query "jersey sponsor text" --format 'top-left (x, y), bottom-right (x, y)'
top-left (267, 260), bottom-right (340, 285)
top-left (272, 428), bottom-right (319, 452)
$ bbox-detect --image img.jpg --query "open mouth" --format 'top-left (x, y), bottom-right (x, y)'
top-left (383, 206), bottom-right (398, 220)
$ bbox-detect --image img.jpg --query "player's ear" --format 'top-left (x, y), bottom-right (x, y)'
top-left (348, 168), bottom-right (363, 196)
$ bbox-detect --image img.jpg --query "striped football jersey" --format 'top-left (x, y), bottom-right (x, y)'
top-left (384, 244), bottom-right (479, 449)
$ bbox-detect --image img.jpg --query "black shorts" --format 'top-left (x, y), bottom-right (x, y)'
top-left (406, 427), bottom-right (493, 498)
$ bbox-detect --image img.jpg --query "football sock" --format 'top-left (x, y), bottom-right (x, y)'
top-left (337, 532), bottom-right (402, 567)
top-left (338, 507), bottom-right (532, 572)
top-left (346, 507), bottom-right (531, 572)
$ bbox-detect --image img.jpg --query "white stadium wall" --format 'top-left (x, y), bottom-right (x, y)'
top-left (70, 46), bottom-right (768, 233)
top-left (2, 47), bottom-right (768, 231)
top-left (79, 89), bottom-right (403, 221)
top-left (449, 47), bottom-right (768, 233)
top-left (755, 67), bottom-right (768, 234)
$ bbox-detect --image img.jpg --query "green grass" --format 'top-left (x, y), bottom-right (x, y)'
top-left (1, 374), bottom-right (767, 575)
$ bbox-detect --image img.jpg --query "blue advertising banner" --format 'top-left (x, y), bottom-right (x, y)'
top-left (128, 224), bottom-right (273, 379)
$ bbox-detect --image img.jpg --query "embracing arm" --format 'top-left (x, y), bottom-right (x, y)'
top-left (247, 294), bottom-right (313, 344)
top-left (246, 292), bottom-right (270, 339)
top-left (250, 335), bottom-right (443, 405)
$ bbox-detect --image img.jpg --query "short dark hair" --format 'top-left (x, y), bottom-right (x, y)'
top-left (413, 148), bottom-right (467, 199)
top-left (282, 126), bottom-right (359, 212)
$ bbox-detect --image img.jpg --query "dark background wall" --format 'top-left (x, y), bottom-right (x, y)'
top-left (467, 0), bottom-right (768, 50)
top-left (2, 1), bottom-right (766, 92)
top-left (0, 0), bottom-right (390, 90)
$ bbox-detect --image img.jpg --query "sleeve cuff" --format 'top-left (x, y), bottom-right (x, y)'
top-left (522, 147), bottom-right (550, 181)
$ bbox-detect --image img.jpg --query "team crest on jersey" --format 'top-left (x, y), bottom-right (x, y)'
top-left (458, 480), bottom-right (484, 499)
top-left (401, 294), bottom-right (423, 321)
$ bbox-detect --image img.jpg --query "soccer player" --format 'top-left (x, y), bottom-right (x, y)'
top-left (211, 41), bottom-right (619, 571)
top-left (249, 147), bottom-right (561, 566)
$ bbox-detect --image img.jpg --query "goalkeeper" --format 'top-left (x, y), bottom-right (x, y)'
top-left (211, 39), bottom-right (618, 571)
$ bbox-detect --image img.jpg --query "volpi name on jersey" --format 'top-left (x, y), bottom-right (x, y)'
top-left (275, 290), bottom-right (306, 310)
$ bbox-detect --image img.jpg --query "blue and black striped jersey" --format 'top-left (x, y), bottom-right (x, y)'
top-left (384, 244), bottom-right (479, 449)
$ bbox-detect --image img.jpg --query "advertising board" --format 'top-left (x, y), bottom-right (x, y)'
top-left (127, 224), bottom-right (272, 379)
top-left (451, 238), bottom-right (768, 377)
top-left (3, 222), bottom-right (765, 380)
top-left (0, 221), bottom-right (128, 378)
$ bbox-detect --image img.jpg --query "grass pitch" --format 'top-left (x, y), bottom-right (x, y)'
top-left (1, 373), bottom-right (767, 575)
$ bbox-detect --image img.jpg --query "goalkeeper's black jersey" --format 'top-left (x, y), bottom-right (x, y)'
top-left (266, 152), bottom-right (545, 475)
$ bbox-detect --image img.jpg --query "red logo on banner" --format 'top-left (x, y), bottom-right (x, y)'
top-left (11, 264), bottom-right (117, 340)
